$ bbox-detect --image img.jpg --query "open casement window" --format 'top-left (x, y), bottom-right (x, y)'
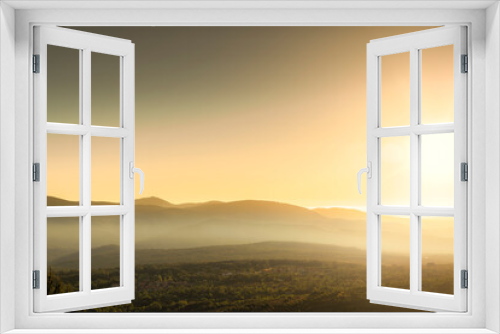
top-left (364, 26), bottom-right (467, 312)
top-left (33, 26), bottom-right (140, 312)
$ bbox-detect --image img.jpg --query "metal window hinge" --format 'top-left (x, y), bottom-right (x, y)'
top-left (461, 270), bottom-right (468, 289)
top-left (461, 54), bottom-right (468, 73)
top-left (33, 270), bottom-right (40, 289)
top-left (33, 163), bottom-right (40, 182)
top-left (33, 54), bottom-right (40, 73)
top-left (461, 162), bottom-right (468, 182)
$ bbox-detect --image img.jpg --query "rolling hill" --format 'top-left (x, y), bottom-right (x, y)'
top-left (46, 196), bottom-right (453, 260)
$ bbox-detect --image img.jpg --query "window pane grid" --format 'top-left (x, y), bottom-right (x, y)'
top-left (372, 206), bottom-right (454, 217)
top-left (376, 51), bottom-right (455, 208)
top-left (35, 26), bottom-right (135, 313)
top-left (375, 47), bottom-right (456, 295)
top-left (43, 46), bottom-right (127, 298)
top-left (46, 207), bottom-right (129, 217)
top-left (366, 26), bottom-right (466, 312)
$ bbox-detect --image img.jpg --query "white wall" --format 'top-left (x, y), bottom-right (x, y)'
top-left (486, 2), bottom-right (500, 333)
top-left (5, 4), bottom-right (493, 332)
top-left (0, 2), bottom-right (16, 333)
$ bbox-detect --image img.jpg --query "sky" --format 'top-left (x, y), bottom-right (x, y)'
top-left (46, 26), bottom-right (454, 209)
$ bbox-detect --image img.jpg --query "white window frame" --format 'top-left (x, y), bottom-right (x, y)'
top-left (366, 26), bottom-right (468, 312)
top-left (1, 1), bottom-right (499, 333)
top-left (33, 26), bottom-right (136, 313)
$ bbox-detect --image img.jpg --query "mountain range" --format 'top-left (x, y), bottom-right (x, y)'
top-left (47, 196), bottom-right (453, 263)
top-left (48, 196), bottom-right (368, 251)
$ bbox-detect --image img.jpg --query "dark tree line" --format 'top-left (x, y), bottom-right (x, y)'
top-left (46, 259), bottom-right (452, 313)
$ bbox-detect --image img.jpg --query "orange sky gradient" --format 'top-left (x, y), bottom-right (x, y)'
top-left (47, 26), bottom-right (454, 209)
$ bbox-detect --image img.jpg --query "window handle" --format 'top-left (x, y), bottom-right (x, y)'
top-left (129, 162), bottom-right (145, 195)
top-left (357, 162), bottom-right (372, 194)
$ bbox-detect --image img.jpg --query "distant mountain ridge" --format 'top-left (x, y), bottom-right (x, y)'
top-left (48, 196), bottom-right (365, 221)
top-left (47, 195), bottom-right (369, 251)
top-left (135, 197), bottom-right (176, 208)
top-left (136, 197), bottom-right (225, 209)
top-left (48, 196), bottom-right (350, 218)
top-left (46, 196), bottom-right (452, 256)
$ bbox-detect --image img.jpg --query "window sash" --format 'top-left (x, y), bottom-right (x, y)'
top-left (366, 26), bottom-right (468, 312)
top-left (33, 26), bottom-right (136, 313)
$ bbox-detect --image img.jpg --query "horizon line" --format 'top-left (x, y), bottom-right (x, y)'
top-left (47, 195), bottom-right (367, 212)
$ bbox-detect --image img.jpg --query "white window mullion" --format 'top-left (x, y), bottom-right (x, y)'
top-left (46, 123), bottom-right (129, 138)
top-left (82, 48), bottom-right (91, 208)
top-left (416, 48), bottom-right (424, 293)
top-left (409, 47), bottom-right (419, 294)
top-left (47, 123), bottom-right (88, 135)
top-left (373, 124), bottom-right (455, 138)
top-left (453, 26), bottom-right (468, 303)
top-left (78, 47), bottom-right (84, 293)
top-left (119, 56), bottom-right (125, 288)
top-left (413, 124), bottom-right (454, 135)
top-left (121, 46), bottom-right (135, 294)
top-left (33, 27), bottom-right (48, 308)
top-left (82, 213), bottom-right (91, 294)
top-left (82, 48), bottom-right (92, 295)
top-left (377, 214), bottom-right (382, 287)
top-left (365, 45), bottom-right (380, 302)
top-left (372, 206), bottom-right (455, 216)
top-left (90, 126), bottom-right (130, 138)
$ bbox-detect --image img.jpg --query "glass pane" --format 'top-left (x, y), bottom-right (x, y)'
top-left (47, 134), bottom-right (80, 206)
top-left (47, 45), bottom-right (80, 124)
top-left (421, 133), bottom-right (454, 207)
top-left (381, 136), bottom-right (410, 206)
top-left (421, 45), bottom-right (454, 124)
top-left (47, 217), bottom-right (80, 295)
top-left (92, 216), bottom-right (121, 290)
top-left (381, 52), bottom-right (410, 128)
top-left (91, 137), bottom-right (121, 205)
top-left (381, 215), bottom-right (410, 289)
top-left (421, 217), bottom-right (454, 294)
top-left (92, 52), bottom-right (120, 127)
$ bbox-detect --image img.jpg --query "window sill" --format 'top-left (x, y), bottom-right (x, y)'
top-left (4, 329), bottom-right (497, 334)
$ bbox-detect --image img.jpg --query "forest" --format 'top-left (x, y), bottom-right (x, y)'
top-left (47, 243), bottom-right (453, 313)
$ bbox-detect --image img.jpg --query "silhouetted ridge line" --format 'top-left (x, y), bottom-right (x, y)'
top-left (47, 195), bottom-right (339, 216)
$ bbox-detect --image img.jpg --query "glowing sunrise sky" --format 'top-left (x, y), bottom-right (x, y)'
top-left (47, 26), bottom-right (454, 209)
